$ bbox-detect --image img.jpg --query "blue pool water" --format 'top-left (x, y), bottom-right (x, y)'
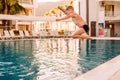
top-left (0, 39), bottom-right (120, 80)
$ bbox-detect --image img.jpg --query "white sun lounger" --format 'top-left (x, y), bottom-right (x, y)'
top-left (24, 30), bottom-right (32, 38)
top-left (4, 30), bottom-right (12, 39)
top-left (9, 30), bottom-right (21, 39)
top-left (31, 31), bottom-right (40, 38)
top-left (19, 30), bottom-right (24, 38)
top-left (0, 32), bottom-right (5, 40)
top-left (39, 30), bottom-right (49, 38)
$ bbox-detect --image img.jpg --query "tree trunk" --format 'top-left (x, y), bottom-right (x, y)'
top-left (2, 20), bottom-right (7, 30)
top-left (2, 0), bottom-right (11, 31)
top-left (7, 20), bottom-right (12, 30)
top-left (2, 20), bottom-right (12, 31)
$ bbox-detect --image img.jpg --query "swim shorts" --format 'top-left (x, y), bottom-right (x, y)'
top-left (83, 25), bottom-right (89, 33)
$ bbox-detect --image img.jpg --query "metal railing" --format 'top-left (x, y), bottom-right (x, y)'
top-left (105, 11), bottom-right (120, 17)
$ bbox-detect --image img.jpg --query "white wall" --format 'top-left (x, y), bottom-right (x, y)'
top-left (89, 0), bottom-right (99, 21)
top-left (79, 0), bottom-right (87, 21)
top-left (89, 0), bottom-right (99, 36)
top-left (98, 11), bottom-right (105, 24)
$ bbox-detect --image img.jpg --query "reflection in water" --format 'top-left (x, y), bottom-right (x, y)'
top-left (32, 39), bottom-right (81, 80)
top-left (0, 40), bottom-right (37, 80)
top-left (0, 39), bottom-right (81, 80)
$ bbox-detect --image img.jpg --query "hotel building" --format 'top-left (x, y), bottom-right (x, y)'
top-left (99, 0), bottom-right (120, 37)
top-left (0, 0), bottom-right (119, 37)
top-left (16, 0), bottom-right (37, 31)
top-left (76, 0), bottom-right (120, 37)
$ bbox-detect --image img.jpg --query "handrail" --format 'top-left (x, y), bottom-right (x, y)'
top-left (105, 11), bottom-right (120, 17)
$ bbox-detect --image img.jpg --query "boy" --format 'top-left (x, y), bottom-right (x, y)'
top-left (56, 6), bottom-right (92, 44)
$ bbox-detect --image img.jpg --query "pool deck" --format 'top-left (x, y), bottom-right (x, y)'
top-left (0, 36), bottom-right (120, 41)
top-left (73, 55), bottom-right (120, 80)
top-left (92, 37), bottom-right (120, 40)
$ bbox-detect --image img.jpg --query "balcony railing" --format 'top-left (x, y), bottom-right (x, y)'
top-left (19, 0), bottom-right (33, 4)
top-left (105, 11), bottom-right (120, 17)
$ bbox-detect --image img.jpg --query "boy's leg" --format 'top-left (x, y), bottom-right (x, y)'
top-left (71, 28), bottom-right (92, 39)
top-left (81, 38), bottom-right (85, 44)
top-left (71, 28), bottom-right (85, 38)
top-left (81, 33), bottom-right (92, 40)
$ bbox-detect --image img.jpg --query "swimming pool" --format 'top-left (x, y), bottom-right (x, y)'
top-left (0, 39), bottom-right (120, 80)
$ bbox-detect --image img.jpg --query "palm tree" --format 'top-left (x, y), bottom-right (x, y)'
top-left (0, 0), bottom-right (26, 30)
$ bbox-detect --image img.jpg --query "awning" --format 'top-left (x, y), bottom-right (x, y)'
top-left (0, 14), bottom-right (56, 21)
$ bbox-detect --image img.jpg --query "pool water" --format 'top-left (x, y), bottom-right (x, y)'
top-left (0, 39), bottom-right (120, 80)
top-left (78, 40), bottom-right (120, 73)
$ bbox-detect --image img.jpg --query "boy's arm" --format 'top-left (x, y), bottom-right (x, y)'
top-left (56, 6), bottom-right (73, 21)
top-left (56, 16), bottom-right (70, 21)
top-left (58, 6), bottom-right (67, 14)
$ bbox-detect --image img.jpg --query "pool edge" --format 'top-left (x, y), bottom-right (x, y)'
top-left (73, 55), bottom-right (120, 80)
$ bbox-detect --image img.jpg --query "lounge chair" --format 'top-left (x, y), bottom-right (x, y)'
top-left (49, 30), bottom-right (58, 38)
top-left (39, 30), bottom-right (49, 38)
top-left (19, 30), bottom-right (24, 39)
top-left (53, 30), bottom-right (64, 38)
top-left (4, 30), bottom-right (12, 39)
top-left (31, 31), bottom-right (40, 38)
top-left (24, 30), bottom-right (32, 38)
top-left (0, 32), bottom-right (5, 40)
top-left (9, 30), bottom-right (21, 39)
top-left (64, 31), bottom-right (72, 38)
top-left (51, 30), bottom-right (71, 38)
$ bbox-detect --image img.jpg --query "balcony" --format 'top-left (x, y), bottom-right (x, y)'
top-left (105, 11), bottom-right (120, 22)
top-left (105, 11), bottom-right (120, 17)
top-left (19, 0), bottom-right (33, 4)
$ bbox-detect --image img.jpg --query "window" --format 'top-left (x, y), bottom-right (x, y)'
top-left (105, 5), bottom-right (114, 16)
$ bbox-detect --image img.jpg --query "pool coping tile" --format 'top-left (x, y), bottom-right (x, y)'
top-left (73, 55), bottom-right (120, 80)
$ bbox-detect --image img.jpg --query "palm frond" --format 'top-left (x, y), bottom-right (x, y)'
top-left (0, 0), bottom-right (26, 15)
top-left (10, 3), bottom-right (27, 15)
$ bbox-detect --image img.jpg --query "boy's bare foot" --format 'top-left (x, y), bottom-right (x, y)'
top-left (81, 39), bottom-right (85, 44)
top-left (87, 36), bottom-right (93, 40)
top-left (81, 33), bottom-right (93, 40)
